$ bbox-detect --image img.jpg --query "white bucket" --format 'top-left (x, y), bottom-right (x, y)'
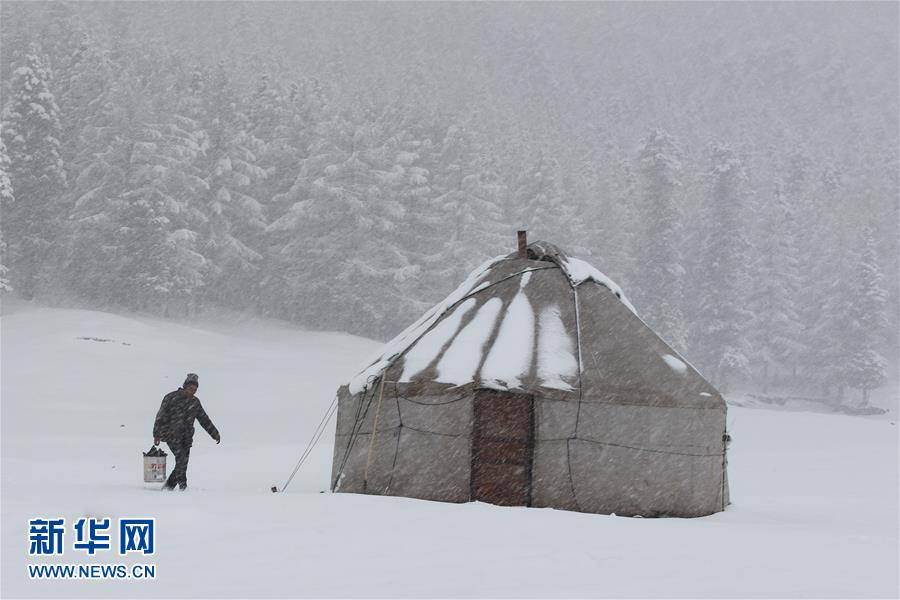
top-left (143, 455), bottom-right (167, 483)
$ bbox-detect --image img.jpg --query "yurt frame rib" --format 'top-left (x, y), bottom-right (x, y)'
top-left (569, 282), bottom-right (586, 511)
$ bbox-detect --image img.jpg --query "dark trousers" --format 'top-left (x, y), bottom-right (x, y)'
top-left (164, 442), bottom-right (191, 489)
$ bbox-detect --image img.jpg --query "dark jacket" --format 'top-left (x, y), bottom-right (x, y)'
top-left (153, 389), bottom-right (219, 446)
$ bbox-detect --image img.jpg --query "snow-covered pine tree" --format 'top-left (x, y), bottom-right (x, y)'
top-left (780, 147), bottom-right (823, 385)
top-left (63, 57), bottom-right (151, 307)
top-left (376, 102), bottom-right (443, 314)
top-left (0, 137), bottom-right (14, 292)
top-left (246, 70), bottom-right (307, 203)
top-left (184, 63), bottom-right (268, 309)
top-left (265, 77), bottom-right (323, 209)
top-left (0, 138), bottom-right (12, 199)
top-left (266, 103), bottom-right (408, 336)
top-left (377, 58), bottom-right (463, 307)
top-left (46, 21), bottom-right (112, 175)
top-left (113, 110), bottom-right (210, 315)
top-left (570, 159), bottom-right (600, 262)
top-left (475, 155), bottom-right (511, 257)
top-left (635, 129), bottom-right (687, 353)
top-left (511, 150), bottom-right (570, 246)
top-left (578, 144), bottom-right (638, 290)
top-left (841, 225), bottom-right (889, 405)
top-left (431, 123), bottom-right (504, 285)
top-left (358, 100), bottom-right (452, 333)
top-left (803, 165), bottom-right (853, 398)
top-left (248, 73), bottom-right (286, 145)
top-left (0, 47), bottom-right (67, 299)
top-left (55, 33), bottom-right (116, 165)
top-left (607, 157), bottom-right (640, 290)
top-left (56, 32), bottom-right (134, 303)
top-left (692, 143), bottom-right (753, 391)
top-left (269, 76), bottom-right (325, 202)
top-left (553, 156), bottom-right (592, 260)
top-left (68, 50), bottom-right (211, 314)
top-left (747, 182), bottom-right (804, 391)
top-left (814, 252), bottom-right (855, 402)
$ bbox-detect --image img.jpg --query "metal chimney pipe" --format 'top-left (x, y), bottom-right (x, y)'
top-left (517, 230), bottom-right (527, 258)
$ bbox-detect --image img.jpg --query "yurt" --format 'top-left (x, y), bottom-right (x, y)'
top-left (330, 237), bottom-right (729, 517)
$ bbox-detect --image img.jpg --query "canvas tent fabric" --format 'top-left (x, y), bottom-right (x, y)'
top-left (330, 242), bottom-right (729, 517)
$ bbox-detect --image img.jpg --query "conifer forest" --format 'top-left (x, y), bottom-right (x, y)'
top-left (1, 2), bottom-right (897, 403)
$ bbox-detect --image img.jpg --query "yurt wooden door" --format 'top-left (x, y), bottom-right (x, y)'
top-left (471, 390), bottom-right (534, 506)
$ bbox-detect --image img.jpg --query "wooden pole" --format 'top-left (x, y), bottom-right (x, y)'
top-left (363, 373), bottom-right (386, 492)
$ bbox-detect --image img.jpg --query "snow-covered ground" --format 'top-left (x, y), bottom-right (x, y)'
top-left (2, 304), bottom-right (898, 598)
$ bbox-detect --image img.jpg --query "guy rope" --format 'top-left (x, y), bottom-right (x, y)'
top-left (273, 371), bottom-right (383, 493)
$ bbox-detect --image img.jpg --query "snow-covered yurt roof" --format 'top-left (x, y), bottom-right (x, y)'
top-left (347, 241), bottom-right (720, 408)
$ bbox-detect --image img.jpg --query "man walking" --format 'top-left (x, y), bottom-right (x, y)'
top-left (153, 373), bottom-right (220, 490)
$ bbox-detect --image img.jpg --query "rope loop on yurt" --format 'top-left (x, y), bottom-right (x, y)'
top-left (362, 374), bottom-right (387, 492)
